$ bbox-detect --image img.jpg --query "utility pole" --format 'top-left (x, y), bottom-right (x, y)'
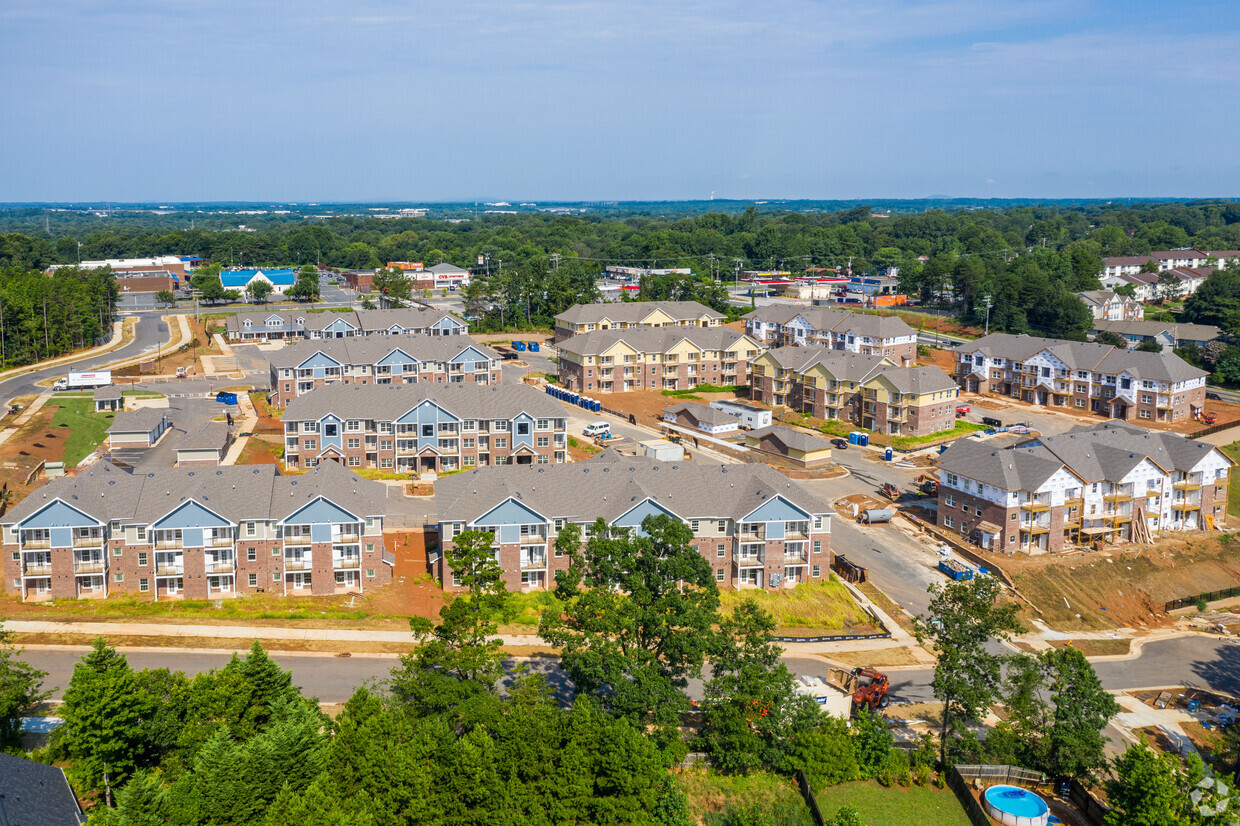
top-left (549, 252), bottom-right (561, 272)
top-left (982, 296), bottom-right (993, 336)
top-left (707, 253), bottom-right (717, 283)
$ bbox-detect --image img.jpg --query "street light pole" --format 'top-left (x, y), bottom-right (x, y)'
top-left (982, 296), bottom-right (993, 336)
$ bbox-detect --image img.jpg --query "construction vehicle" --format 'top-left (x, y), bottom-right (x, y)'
top-left (664, 432), bottom-right (683, 445)
top-left (1204, 412), bottom-right (1218, 425)
top-left (879, 482), bottom-right (900, 501)
top-left (826, 666), bottom-right (891, 712)
top-left (914, 474), bottom-right (939, 496)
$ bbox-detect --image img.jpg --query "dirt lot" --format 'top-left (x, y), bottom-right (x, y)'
top-left (599, 387), bottom-right (744, 425)
top-left (114, 316), bottom-right (221, 377)
top-left (1007, 533), bottom-right (1240, 630)
top-left (919, 347), bottom-right (956, 373)
top-left (361, 530), bottom-right (447, 619)
top-left (0, 406), bottom-right (74, 500)
top-left (236, 435), bottom-right (282, 466)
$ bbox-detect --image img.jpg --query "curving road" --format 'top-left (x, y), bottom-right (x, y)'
top-left (0, 312), bottom-right (172, 404)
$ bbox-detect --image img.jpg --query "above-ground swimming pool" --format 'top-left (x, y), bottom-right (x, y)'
top-left (983, 785), bottom-right (1050, 826)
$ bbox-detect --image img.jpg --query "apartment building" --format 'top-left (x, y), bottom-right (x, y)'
top-left (267, 336), bottom-right (502, 408)
top-left (554, 300), bottom-right (725, 342)
top-left (433, 452), bottom-right (831, 592)
top-left (2, 462), bottom-right (391, 602)
top-left (1089, 320), bottom-right (1219, 353)
top-left (1101, 267), bottom-right (1215, 301)
top-left (742, 306), bottom-right (917, 365)
top-left (954, 333), bottom-right (1206, 423)
top-left (225, 307), bottom-right (468, 342)
top-left (557, 327), bottom-right (762, 393)
top-left (936, 423), bottom-right (1232, 554)
top-left (1075, 289), bottom-right (1144, 321)
top-left (750, 346), bottom-right (958, 437)
top-left (281, 384), bottom-right (568, 473)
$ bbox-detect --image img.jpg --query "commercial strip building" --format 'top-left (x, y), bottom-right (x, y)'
top-left (1089, 320), bottom-right (1220, 353)
top-left (742, 306), bottom-right (917, 365)
top-left (281, 384), bottom-right (568, 473)
top-left (553, 300), bottom-right (726, 342)
top-left (935, 423), bottom-right (1232, 553)
top-left (2, 462), bottom-right (391, 602)
top-left (220, 268), bottom-right (298, 295)
top-left (267, 336), bottom-right (502, 408)
top-left (51, 254), bottom-right (195, 294)
top-left (750, 346), bottom-right (959, 437)
top-left (432, 452), bottom-right (831, 592)
top-left (954, 333), bottom-right (1207, 423)
top-left (557, 327), bottom-right (762, 393)
top-left (225, 307), bottom-right (468, 342)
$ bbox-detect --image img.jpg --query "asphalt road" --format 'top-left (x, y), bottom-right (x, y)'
top-left (0, 313), bottom-right (171, 404)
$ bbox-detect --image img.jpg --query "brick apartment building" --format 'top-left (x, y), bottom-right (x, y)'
top-left (281, 383), bottom-right (568, 473)
top-left (433, 452), bottom-right (831, 592)
top-left (553, 300), bottom-right (725, 343)
top-left (954, 333), bottom-right (1207, 424)
top-left (3, 462), bottom-right (391, 602)
top-left (936, 423), bottom-right (1232, 554)
top-left (557, 327), bottom-right (763, 393)
top-left (1075, 289), bottom-right (1145, 321)
top-left (750, 346), bottom-right (958, 437)
top-left (267, 336), bottom-right (502, 408)
top-left (742, 306), bottom-right (917, 365)
top-left (225, 307), bottom-right (468, 342)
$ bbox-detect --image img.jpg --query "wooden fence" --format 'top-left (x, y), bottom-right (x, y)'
top-left (793, 770), bottom-right (825, 826)
top-left (948, 765), bottom-right (1047, 826)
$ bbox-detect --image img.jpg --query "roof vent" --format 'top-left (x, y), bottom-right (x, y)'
top-left (108, 481), bottom-right (115, 486)
top-left (187, 472), bottom-right (194, 477)
top-left (148, 473), bottom-right (155, 478)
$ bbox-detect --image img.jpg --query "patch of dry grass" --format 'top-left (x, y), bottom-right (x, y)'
top-left (826, 647), bottom-right (921, 667)
top-left (720, 578), bottom-right (874, 633)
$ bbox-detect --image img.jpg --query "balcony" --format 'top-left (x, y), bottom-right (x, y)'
top-left (519, 556), bottom-right (547, 570)
top-left (1064, 497), bottom-right (1084, 508)
top-left (20, 538), bottom-right (50, 550)
top-left (1021, 524), bottom-right (1050, 534)
top-left (73, 560), bottom-right (107, 574)
top-left (155, 565), bottom-right (185, 577)
top-left (735, 556), bottom-right (765, 568)
top-left (205, 536), bottom-right (234, 548)
top-left (1019, 499), bottom-right (1051, 512)
top-left (73, 535), bottom-right (104, 548)
top-left (333, 557), bottom-right (361, 569)
top-left (1173, 476), bottom-right (1203, 491)
top-left (204, 560), bottom-right (236, 574)
top-left (1103, 488), bottom-right (1134, 503)
top-left (154, 540), bottom-right (184, 550)
top-left (784, 550), bottom-right (809, 564)
top-left (1171, 501), bottom-right (1201, 512)
top-left (22, 563), bottom-right (52, 576)
top-left (284, 557), bottom-right (313, 571)
top-left (1107, 513), bottom-right (1133, 524)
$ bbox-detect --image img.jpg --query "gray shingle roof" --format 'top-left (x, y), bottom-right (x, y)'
top-left (759, 345), bottom-right (892, 379)
top-left (1090, 319), bottom-right (1220, 342)
top-left (557, 326), bottom-right (756, 357)
top-left (0, 752), bottom-right (85, 825)
top-left (964, 333), bottom-right (1206, 383)
top-left (282, 383), bottom-right (565, 422)
top-left (743, 306), bottom-right (915, 339)
top-left (555, 300), bottom-right (723, 325)
top-left (107, 408), bottom-right (170, 434)
top-left (177, 421), bottom-right (231, 452)
top-left (937, 437), bottom-right (1069, 491)
top-left (267, 336), bottom-right (498, 369)
top-left (747, 425), bottom-right (831, 454)
top-left (3, 461), bottom-right (387, 526)
top-left (435, 453), bottom-right (827, 523)
top-left (93, 385), bottom-right (122, 401)
top-left (1023, 422), bottom-right (1232, 479)
top-left (226, 307), bottom-right (463, 334)
top-left (663, 402), bottom-right (736, 426)
top-left (873, 364), bottom-right (956, 394)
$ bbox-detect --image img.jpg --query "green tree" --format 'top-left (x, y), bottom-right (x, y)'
top-left (287, 272), bottom-right (319, 302)
top-left (91, 769), bottom-right (169, 826)
top-left (0, 622), bottom-right (48, 751)
top-left (781, 715), bottom-right (859, 789)
top-left (827, 806), bottom-right (864, 826)
top-left (389, 529), bottom-right (509, 715)
top-left (540, 515), bottom-right (720, 759)
top-left (154, 289), bottom-right (176, 307)
top-left (247, 279), bottom-right (274, 304)
top-left (371, 267), bottom-right (412, 308)
top-left (1042, 646), bottom-right (1120, 782)
top-left (697, 599), bottom-right (818, 773)
top-left (1136, 339), bottom-right (1164, 352)
top-left (1159, 271), bottom-right (1186, 303)
top-left (851, 705), bottom-right (893, 780)
top-left (1094, 330), bottom-right (1127, 348)
top-left (914, 577), bottom-right (1022, 765)
top-left (1106, 740), bottom-right (1194, 826)
top-left (57, 639), bottom-right (153, 805)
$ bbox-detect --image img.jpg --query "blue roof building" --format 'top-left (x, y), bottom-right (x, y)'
top-left (220, 268), bottom-right (297, 292)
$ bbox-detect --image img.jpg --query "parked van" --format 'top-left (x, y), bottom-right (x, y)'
top-left (583, 422), bottom-right (611, 438)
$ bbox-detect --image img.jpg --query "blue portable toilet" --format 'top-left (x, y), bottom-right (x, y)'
top-left (858, 433), bottom-right (869, 447)
top-left (592, 400), bottom-right (601, 412)
top-left (884, 447), bottom-right (893, 461)
top-left (568, 392), bottom-right (578, 404)
top-left (847, 432), bottom-right (859, 445)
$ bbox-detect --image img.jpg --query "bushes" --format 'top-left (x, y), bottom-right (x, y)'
top-left (782, 716), bottom-right (858, 790)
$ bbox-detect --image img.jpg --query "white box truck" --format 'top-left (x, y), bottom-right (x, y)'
top-left (52, 370), bottom-right (112, 391)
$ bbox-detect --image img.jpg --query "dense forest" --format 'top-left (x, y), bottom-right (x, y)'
top-left (2, 200), bottom-right (1240, 339)
top-left (0, 266), bottom-right (119, 368)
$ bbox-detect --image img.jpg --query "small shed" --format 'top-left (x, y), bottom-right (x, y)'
top-left (93, 385), bottom-right (124, 412)
top-left (708, 399), bottom-right (773, 430)
top-left (107, 408), bottom-right (172, 449)
top-left (744, 425), bottom-right (832, 469)
top-left (661, 402), bottom-right (741, 435)
top-left (640, 439), bottom-right (684, 462)
top-left (175, 421), bottom-right (232, 466)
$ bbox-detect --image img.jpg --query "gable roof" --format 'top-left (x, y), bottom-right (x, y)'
top-left (555, 300), bottom-right (724, 325)
top-left (108, 407), bottom-right (170, 435)
top-left (219, 268), bottom-right (297, 287)
top-left (963, 333), bottom-right (1206, 383)
top-left (663, 402), bottom-right (736, 426)
top-left (557, 326), bottom-right (757, 357)
top-left (0, 752), bottom-right (85, 825)
top-left (743, 305), bottom-right (915, 339)
top-left (870, 364), bottom-right (956, 395)
top-left (225, 307), bottom-right (465, 335)
top-left (267, 335), bottom-right (498, 369)
top-left (747, 424), bottom-right (831, 454)
top-left (937, 437), bottom-right (1070, 491)
top-left (1090, 319), bottom-right (1220, 342)
top-left (435, 454), bottom-right (826, 524)
top-left (281, 383), bottom-right (564, 422)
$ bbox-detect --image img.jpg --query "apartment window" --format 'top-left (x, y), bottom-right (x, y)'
top-left (945, 515), bottom-right (955, 528)
top-left (273, 572), bottom-right (281, 582)
top-left (813, 540), bottom-right (822, 554)
top-left (451, 572), bottom-right (462, 587)
top-left (348, 456), bottom-right (361, 467)
top-left (717, 519), bottom-right (727, 533)
top-left (139, 578), bottom-right (149, 592)
top-left (249, 573), bottom-right (258, 587)
top-left (717, 544), bottom-right (725, 558)
top-left (273, 547), bottom-right (280, 556)
top-left (113, 546), bottom-right (122, 557)
top-left (114, 573), bottom-right (124, 583)
top-left (690, 520), bottom-right (700, 532)
top-left (1139, 410), bottom-right (1151, 419)
top-left (347, 420), bottom-right (361, 432)
top-left (553, 518), bottom-right (565, 531)
top-left (1075, 399), bottom-right (1086, 408)
top-left (304, 440), bottom-right (317, 450)
top-left (517, 421), bottom-right (530, 435)
top-left (812, 516), bottom-right (823, 530)
top-left (945, 494), bottom-right (955, 507)
top-left (946, 473), bottom-right (958, 486)
top-left (137, 527), bottom-right (147, 541)
top-left (536, 436), bottom-right (549, 447)
top-left (715, 568), bottom-right (725, 583)
top-left (494, 438), bottom-right (507, 449)
top-left (812, 565), bottom-right (821, 578)
top-left (244, 547), bottom-right (255, 562)
top-left (347, 438), bottom-right (361, 449)
top-left (365, 568), bottom-right (375, 578)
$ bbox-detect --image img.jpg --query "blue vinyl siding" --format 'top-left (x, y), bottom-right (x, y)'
top-left (283, 497), bottom-right (359, 526)
top-left (612, 499), bottom-right (680, 528)
top-left (152, 500), bottom-right (230, 530)
top-left (743, 496), bottom-right (811, 524)
top-left (473, 498), bottom-right (546, 528)
top-left (19, 499), bottom-right (100, 530)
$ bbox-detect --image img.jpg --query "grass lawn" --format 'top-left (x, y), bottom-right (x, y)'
top-left (50, 398), bottom-right (115, 466)
top-left (1220, 441), bottom-right (1240, 515)
top-left (679, 769), bottom-right (813, 826)
top-left (719, 577), bottom-right (876, 633)
top-left (891, 420), bottom-right (986, 451)
top-left (815, 781), bottom-right (970, 826)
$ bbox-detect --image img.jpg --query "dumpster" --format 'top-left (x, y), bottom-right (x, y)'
top-left (528, 341), bottom-right (540, 352)
top-left (513, 341), bottom-right (526, 352)
top-left (215, 391), bottom-right (238, 405)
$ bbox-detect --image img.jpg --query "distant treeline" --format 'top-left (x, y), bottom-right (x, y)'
top-left (2, 200), bottom-right (1239, 338)
top-left (0, 265), bottom-right (118, 369)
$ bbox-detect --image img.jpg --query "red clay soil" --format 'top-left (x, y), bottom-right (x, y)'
top-left (362, 530), bottom-right (446, 619)
top-left (236, 437), bottom-right (281, 466)
top-left (0, 407), bottom-right (71, 500)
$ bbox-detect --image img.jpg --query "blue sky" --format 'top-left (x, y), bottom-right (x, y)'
top-left (2, 0), bottom-right (1237, 201)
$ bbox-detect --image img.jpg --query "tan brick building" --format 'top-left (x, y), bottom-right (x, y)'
top-left (557, 327), bottom-right (762, 393)
top-left (743, 306), bottom-right (917, 365)
top-left (553, 300), bottom-right (724, 343)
